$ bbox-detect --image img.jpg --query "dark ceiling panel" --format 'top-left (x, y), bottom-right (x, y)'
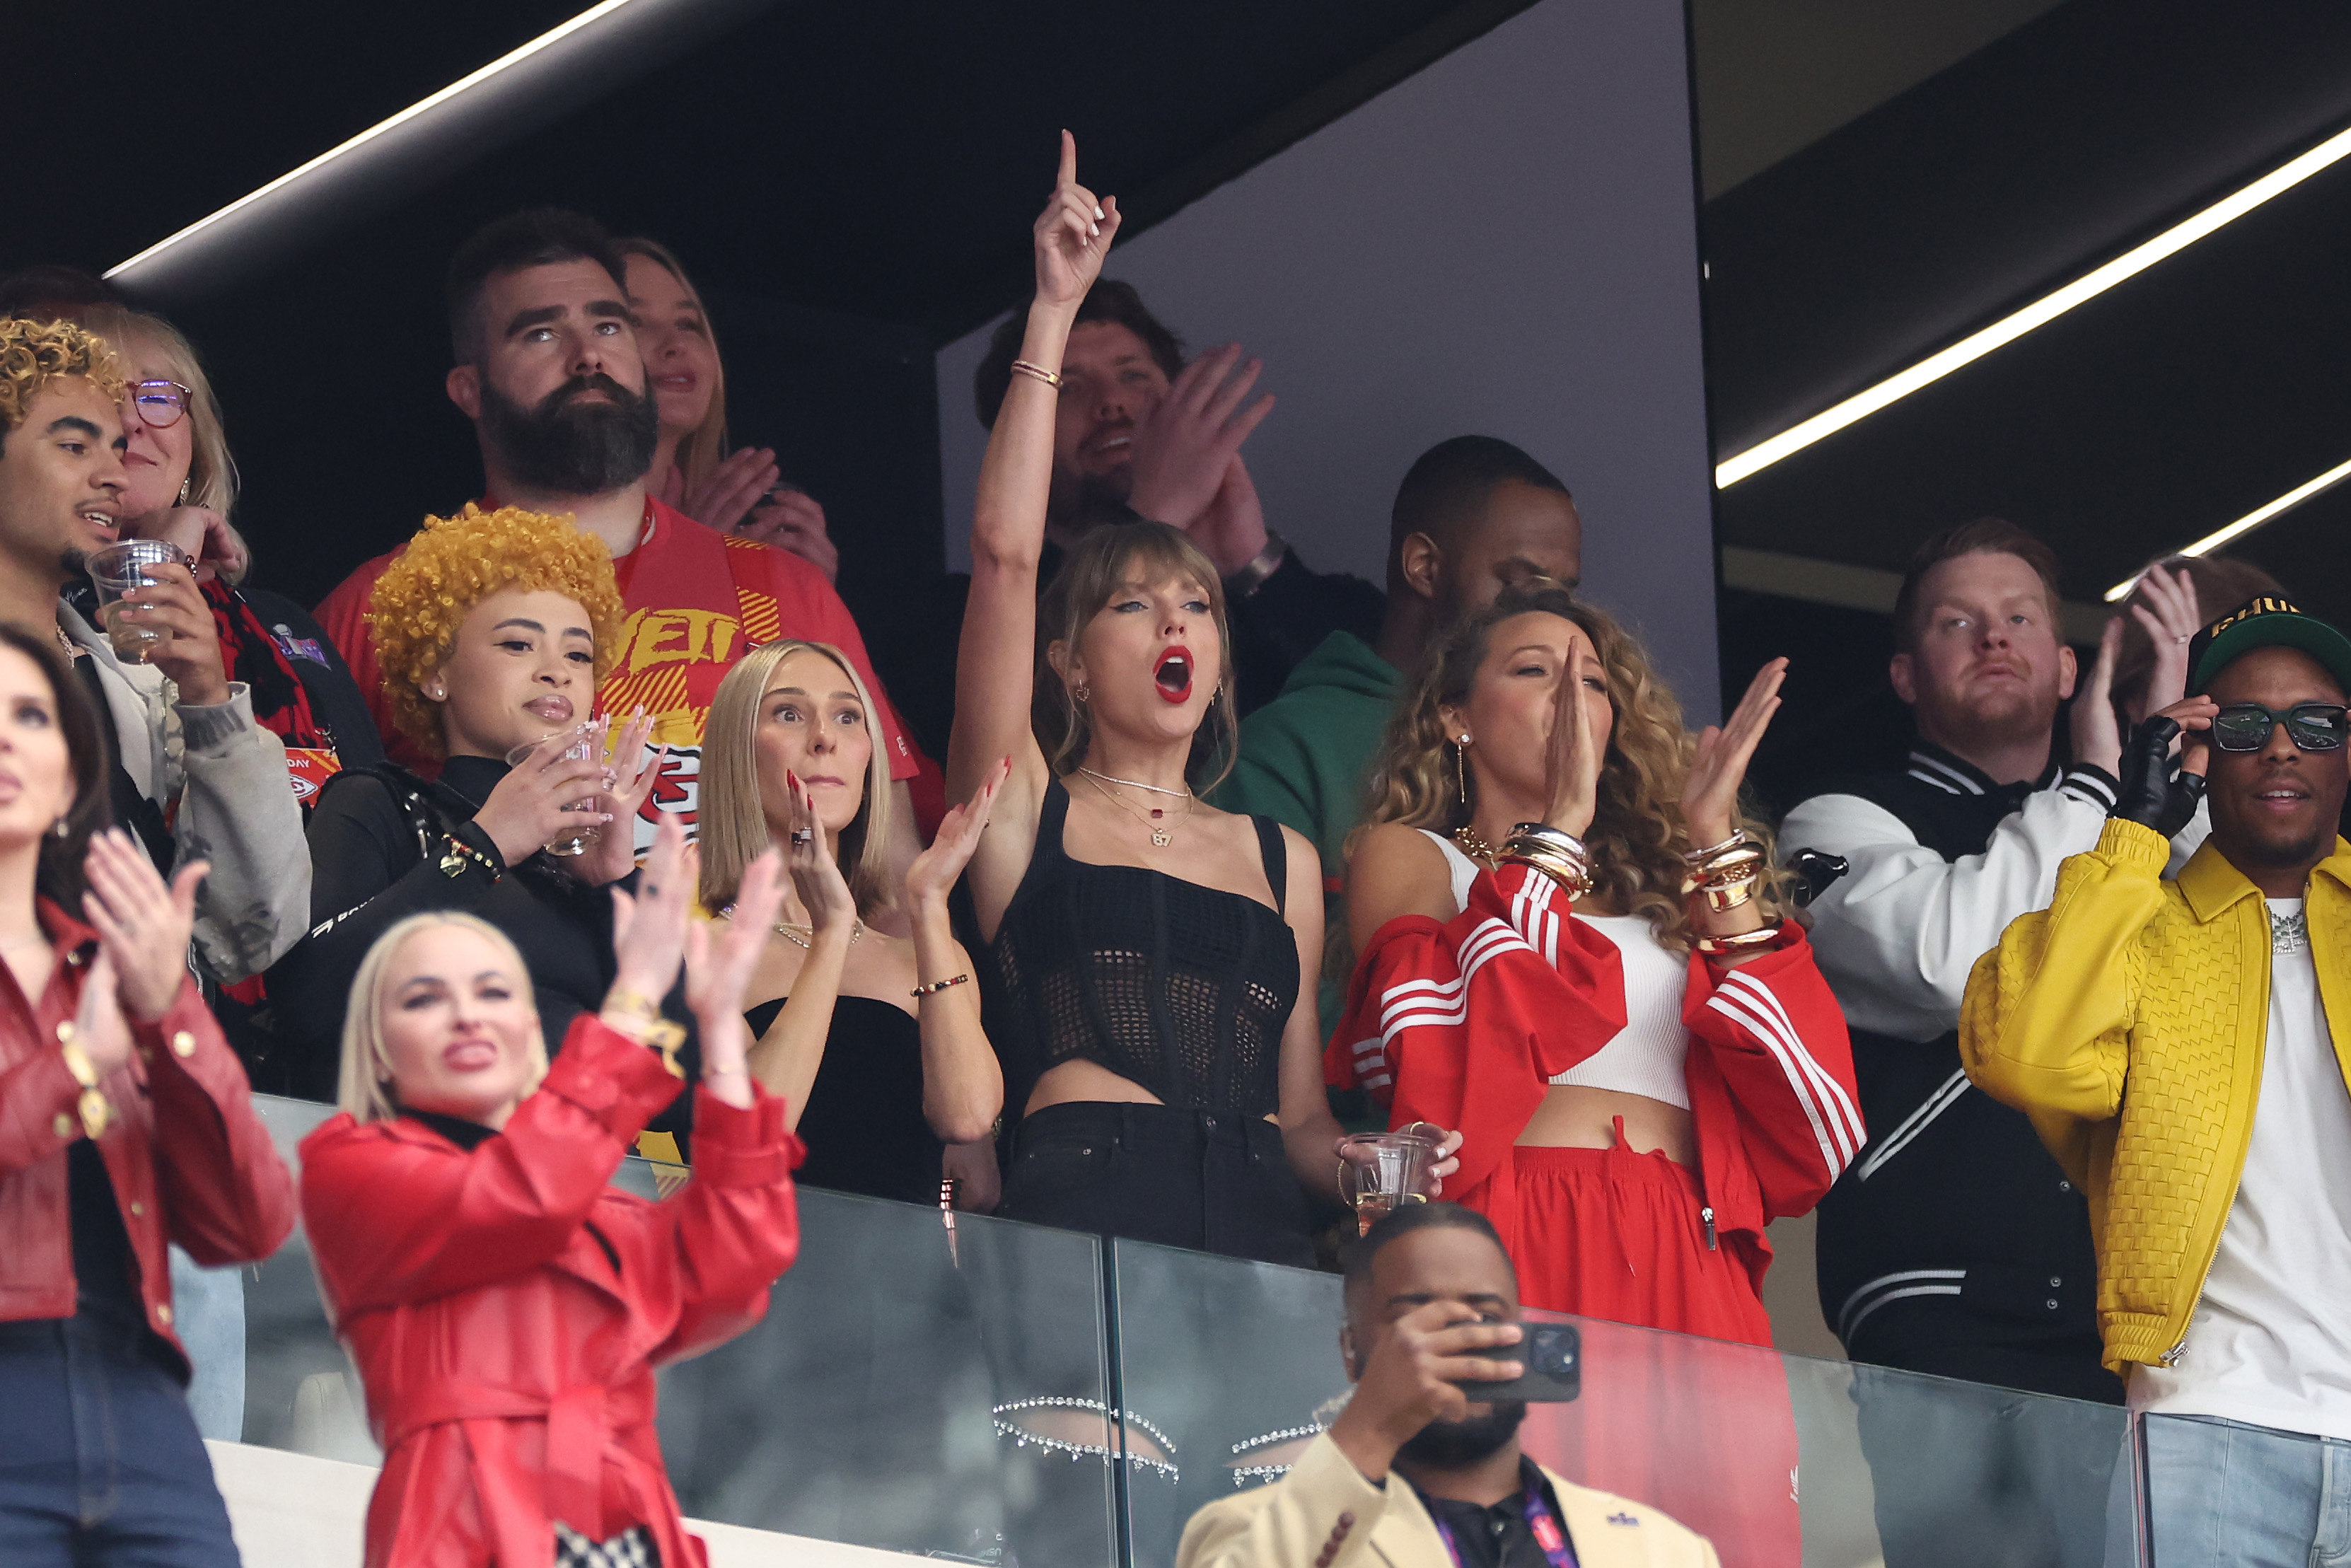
top-left (1713, 134), bottom-right (2351, 619)
top-left (1700, 0), bottom-right (2351, 455)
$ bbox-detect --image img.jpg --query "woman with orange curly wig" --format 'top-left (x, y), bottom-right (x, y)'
top-left (268, 506), bottom-right (673, 1102)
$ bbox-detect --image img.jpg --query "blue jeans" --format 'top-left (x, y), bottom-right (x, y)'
top-left (165, 1248), bottom-right (245, 1443)
top-left (2120, 1412), bottom-right (2351, 1568)
top-left (0, 1318), bottom-right (241, 1567)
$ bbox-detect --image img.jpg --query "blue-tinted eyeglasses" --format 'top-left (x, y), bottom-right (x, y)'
top-left (2210, 702), bottom-right (2350, 753)
top-left (126, 380), bottom-right (191, 429)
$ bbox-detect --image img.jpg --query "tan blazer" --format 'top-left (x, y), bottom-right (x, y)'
top-left (1178, 1431), bottom-right (1720, 1568)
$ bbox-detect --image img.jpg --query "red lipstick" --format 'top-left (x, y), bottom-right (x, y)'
top-left (1154, 645), bottom-right (1194, 704)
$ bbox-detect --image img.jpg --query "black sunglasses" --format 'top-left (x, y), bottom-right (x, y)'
top-left (2209, 702), bottom-right (2350, 753)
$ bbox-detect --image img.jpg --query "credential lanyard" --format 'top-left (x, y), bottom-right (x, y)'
top-left (1429, 1489), bottom-right (1580, 1568)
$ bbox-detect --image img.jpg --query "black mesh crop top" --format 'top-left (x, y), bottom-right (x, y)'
top-left (988, 779), bottom-right (1299, 1120)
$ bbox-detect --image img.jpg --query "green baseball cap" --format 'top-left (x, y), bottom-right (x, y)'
top-left (2188, 595), bottom-right (2351, 696)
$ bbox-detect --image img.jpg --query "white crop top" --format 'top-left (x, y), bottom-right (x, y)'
top-left (1418, 830), bottom-right (1691, 1110)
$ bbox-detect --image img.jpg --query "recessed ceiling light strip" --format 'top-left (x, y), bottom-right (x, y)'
top-left (1715, 120), bottom-right (2351, 490)
top-left (104, 0), bottom-right (642, 281)
top-left (2103, 453), bottom-right (2351, 602)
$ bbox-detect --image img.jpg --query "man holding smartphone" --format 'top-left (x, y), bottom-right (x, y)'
top-left (1178, 1204), bottom-right (1717, 1568)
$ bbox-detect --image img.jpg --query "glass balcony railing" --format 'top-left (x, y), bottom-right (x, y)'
top-left (220, 1096), bottom-right (2140, 1568)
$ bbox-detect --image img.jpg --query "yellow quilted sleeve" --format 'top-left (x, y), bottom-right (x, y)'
top-left (1961, 818), bottom-right (2166, 1142)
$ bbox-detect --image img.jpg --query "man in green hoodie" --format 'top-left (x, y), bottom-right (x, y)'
top-left (1214, 436), bottom-right (1582, 1033)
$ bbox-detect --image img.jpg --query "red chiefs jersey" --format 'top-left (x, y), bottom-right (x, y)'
top-left (1330, 861), bottom-right (1862, 1292)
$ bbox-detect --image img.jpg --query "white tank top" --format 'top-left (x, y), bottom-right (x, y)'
top-left (1417, 830), bottom-right (1691, 1110)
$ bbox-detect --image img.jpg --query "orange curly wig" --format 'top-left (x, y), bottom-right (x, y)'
top-left (0, 318), bottom-right (126, 449)
top-left (365, 504), bottom-right (627, 756)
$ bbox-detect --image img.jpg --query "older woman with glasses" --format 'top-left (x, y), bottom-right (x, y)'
top-left (77, 304), bottom-right (384, 797)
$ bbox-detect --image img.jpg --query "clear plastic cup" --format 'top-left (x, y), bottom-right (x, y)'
top-left (85, 540), bottom-right (190, 663)
top-left (506, 729), bottom-right (603, 857)
top-left (1337, 1129), bottom-right (1440, 1236)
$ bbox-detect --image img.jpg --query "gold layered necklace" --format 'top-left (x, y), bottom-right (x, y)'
top-left (774, 919), bottom-right (862, 950)
top-left (1452, 823), bottom-right (1498, 865)
top-left (1081, 770), bottom-right (1190, 849)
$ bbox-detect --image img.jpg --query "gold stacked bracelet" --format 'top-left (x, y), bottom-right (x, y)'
top-left (1500, 823), bottom-right (1592, 901)
top-left (1680, 830), bottom-right (1765, 912)
top-left (1681, 827), bottom-right (1784, 948)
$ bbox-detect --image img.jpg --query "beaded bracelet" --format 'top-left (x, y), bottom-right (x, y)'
top-left (438, 832), bottom-right (501, 882)
top-left (912, 972), bottom-right (972, 998)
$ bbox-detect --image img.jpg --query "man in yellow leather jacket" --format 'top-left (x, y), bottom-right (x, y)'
top-left (1961, 596), bottom-right (2351, 1568)
top-left (1177, 1203), bottom-right (1715, 1568)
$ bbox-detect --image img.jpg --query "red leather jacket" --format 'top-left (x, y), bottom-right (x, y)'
top-left (0, 900), bottom-right (295, 1345)
top-left (301, 1016), bottom-right (802, 1568)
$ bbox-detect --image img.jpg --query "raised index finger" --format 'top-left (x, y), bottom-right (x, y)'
top-left (1057, 129), bottom-right (1077, 190)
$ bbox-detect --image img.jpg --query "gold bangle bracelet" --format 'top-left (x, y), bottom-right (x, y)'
top-left (1698, 876), bottom-right (1758, 914)
top-left (1680, 847), bottom-right (1765, 895)
top-left (1009, 359), bottom-right (1064, 390)
top-left (1501, 847), bottom-right (1590, 901)
top-left (1694, 923), bottom-right (1784, 955)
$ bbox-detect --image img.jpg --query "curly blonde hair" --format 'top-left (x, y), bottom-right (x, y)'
top-left (1356, 582), bottom-right (1780, 952)
top-left (0, 317), bottom-right (125, 450)
top-left (366, 505), bottom-right (627, 756)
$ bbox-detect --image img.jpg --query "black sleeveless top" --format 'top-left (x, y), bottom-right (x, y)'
top-left (743, 995), bottom-right (943, 1207)
top-left (988, 779), bottom-right (1297, 1120)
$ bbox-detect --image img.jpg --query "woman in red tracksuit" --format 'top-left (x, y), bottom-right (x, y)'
top-left (301, 818), bottom-right (798, 1568)
top-left (1337, 583), bottom-right (1859, 1568)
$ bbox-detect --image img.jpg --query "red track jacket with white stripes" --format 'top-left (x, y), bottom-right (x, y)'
top-left (1329, 862), bottom-right (1863, 1294)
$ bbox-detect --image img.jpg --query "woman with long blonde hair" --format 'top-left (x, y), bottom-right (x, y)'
top-left (697, 637), bottom-right (1002, 1202)
top-left (1340, 580), bottom-right (1859, 1340)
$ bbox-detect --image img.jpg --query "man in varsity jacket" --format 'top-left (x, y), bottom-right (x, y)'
top-left (1777, 520), bottom-right (2202, 1568)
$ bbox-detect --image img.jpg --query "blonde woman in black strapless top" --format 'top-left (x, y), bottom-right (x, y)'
top-left (946, 135), bottom-right (1459, 1267)
top-left (697, 638), bottom-right (1003, 1202)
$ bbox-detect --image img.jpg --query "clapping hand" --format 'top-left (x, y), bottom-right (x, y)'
top-left (2127, 563), bottom-right (2203, 721)
top-left (1683, 658), bottom-right (1787, 847)
top-left (907, 757), bottom-right (1007, 912)
top-left (782, 772), bottom-right (857, 940)
top-left (1034, 131), bottom-right (1120, 311)
top-left (2070, 617), bottom-right (2125, 780)
top-left (735, 487), bottom-right (839, 582)
top-left (682, 445), bottom-right (781, 535)
top-left (81, 828), bottom-right (206, 1026)
top-left (1125, 342), bottom-right (1277, 557)
top-left (687, 846), bottom-right (785, 1101)
top-left (1540, 639), bottom-right (1606, 838)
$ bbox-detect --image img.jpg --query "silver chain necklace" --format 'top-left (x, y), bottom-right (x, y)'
top-left (1074, 766), bottom-right (1192, 801)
